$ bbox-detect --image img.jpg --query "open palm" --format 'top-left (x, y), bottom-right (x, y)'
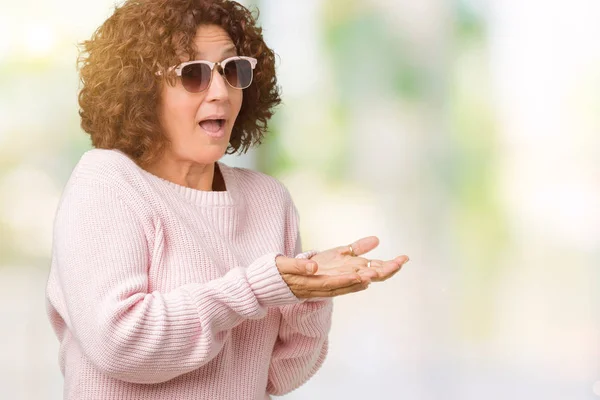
top-left (310, 236), bottom-right (409, 282)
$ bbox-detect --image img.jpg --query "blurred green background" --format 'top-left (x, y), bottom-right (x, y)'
top-left (1, 0), bottom-right (599, 399)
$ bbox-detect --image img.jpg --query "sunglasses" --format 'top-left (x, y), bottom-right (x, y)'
top-left (168, 56), bottom-right (258, 93)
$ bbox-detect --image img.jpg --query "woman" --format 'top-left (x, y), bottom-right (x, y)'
top-left (45, 0), bottom-right (409, 399)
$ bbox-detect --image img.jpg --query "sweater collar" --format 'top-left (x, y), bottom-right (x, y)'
top-left (113, 149), bottom-right (241, 207)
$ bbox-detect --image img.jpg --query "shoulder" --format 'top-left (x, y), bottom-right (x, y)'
top-left (56, 149), bottom-right (154, 231)
top-left (72, 148), bottom-right (142, 186)
top-left (225, 164), bottom-right (294, 206)
top-left (59, 148), bottom-right (152, 216)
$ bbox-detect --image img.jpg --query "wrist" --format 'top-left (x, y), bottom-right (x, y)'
top-left (248, 253), bottom-right (302, 307)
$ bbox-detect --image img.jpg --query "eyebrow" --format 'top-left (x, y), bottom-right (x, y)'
top-left (221, 45), bottom-right (237, 56)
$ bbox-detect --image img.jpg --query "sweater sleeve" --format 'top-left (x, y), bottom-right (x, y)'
top-left (266, 208), bottom-right (334, 396)
top-left (49, 180), bottom-right (302, 384)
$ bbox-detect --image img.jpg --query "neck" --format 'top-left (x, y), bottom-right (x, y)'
top-left (145, 157), bottom-right (224, 191)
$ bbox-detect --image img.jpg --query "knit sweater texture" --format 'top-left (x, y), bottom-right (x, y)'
top-left (45, 149), bottom-right (333, 400)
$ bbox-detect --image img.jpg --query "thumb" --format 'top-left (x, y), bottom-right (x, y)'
top-left (276, 256), bottom-right (318, 275)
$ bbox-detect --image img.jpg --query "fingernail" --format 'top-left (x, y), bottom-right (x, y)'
top-left (306, 263), bottom-right (316, 274)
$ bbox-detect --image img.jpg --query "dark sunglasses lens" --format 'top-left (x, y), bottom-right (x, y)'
top-left (223, 59), bottom-right (253, 89)
top-left (181, 63), bottom-right (212, 92)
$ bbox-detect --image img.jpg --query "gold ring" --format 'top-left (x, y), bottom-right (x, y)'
top-left (348, 244), bottom-right (357, 257)
top-left (367, 260), bottom-right (372, 268)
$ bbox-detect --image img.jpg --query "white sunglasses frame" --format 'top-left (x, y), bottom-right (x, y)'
top-left (158, 56), bottom-right (258, 92)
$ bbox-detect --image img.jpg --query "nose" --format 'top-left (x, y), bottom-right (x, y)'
top-left (205, 65), bottom-right (229, 102)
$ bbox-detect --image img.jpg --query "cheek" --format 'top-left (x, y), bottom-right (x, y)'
top-left (231, 90), bottom-right (243, 116)
top-left (159, 86), bottom-right (203, 131)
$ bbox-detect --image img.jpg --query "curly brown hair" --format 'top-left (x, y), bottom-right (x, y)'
top-left (77, 0), bottom-right (281, 167)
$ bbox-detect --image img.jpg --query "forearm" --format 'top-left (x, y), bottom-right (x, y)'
top-left (267, 298), bottom-right (333, 395)
top-left (56, 252), bottom-right (301, 384)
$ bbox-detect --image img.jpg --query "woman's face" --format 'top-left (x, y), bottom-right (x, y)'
top-left (158, 24), bottom-right (243, 166)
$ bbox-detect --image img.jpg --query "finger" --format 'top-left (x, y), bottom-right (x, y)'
top-left (302, 282), bottom-right (370, 298)
top-left (339, 236), bottom-right (380, 257)
top-left (386, 264), bottom-right (405, 280)
top-left (276, 256), bottom-right (318, 275)
top-left (370, 256), bottom-right (409, 281)
top-left (359, 259), bottom-right (385, 282)
top-left (357, 267), bottom-right (379, 281)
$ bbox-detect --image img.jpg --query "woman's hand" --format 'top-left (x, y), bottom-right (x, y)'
top-left (311, 236), bottom-right (409, 283)
top-left (276, 256), bottom-right (368, 299)
top-left (276, 236), bottom-right (409, 299)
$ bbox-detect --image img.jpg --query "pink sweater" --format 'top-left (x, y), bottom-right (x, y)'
top-left (46, 149), bottom-right (333, 400)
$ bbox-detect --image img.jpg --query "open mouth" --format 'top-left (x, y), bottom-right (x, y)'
top-left (199, 119), bottom-right (226, 133)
